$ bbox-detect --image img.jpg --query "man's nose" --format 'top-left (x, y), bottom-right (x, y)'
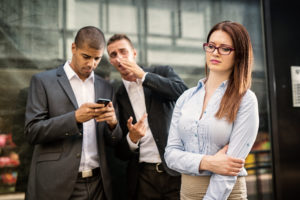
top-left (114, 54), bottom-right (124, 64)
top-left (116, 53), bottom-right (123, 60)
top-left (115, 58), bottom-right (120, 64)
top-left (87, 59), bottom-right (95, 67)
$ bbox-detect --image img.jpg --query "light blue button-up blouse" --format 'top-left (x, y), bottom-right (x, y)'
top-left (165, 79), bottom-right (259, 199)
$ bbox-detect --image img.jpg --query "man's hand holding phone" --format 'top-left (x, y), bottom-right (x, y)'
top-left (75, 103), bottom-right (100, 123)
top-left (94, 98), bottom-right (118, 129)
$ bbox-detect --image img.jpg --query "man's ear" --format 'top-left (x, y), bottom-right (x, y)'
top-left (133, 48), bottom-right (137, 59)
top-left (71, 43), bottom-right (76, 54)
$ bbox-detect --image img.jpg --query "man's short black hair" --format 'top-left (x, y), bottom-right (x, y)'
top-left (74, 26), bottom-right (105, 50)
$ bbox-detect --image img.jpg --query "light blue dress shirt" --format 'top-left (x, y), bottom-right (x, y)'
top-left (165, 78), bottom-right (259, 199)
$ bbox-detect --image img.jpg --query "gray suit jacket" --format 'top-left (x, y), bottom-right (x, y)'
top-left (25, 65), bottom-right (122, 200)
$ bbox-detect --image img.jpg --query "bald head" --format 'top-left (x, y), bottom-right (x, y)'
top-left (74, 26), bottom-right (106, 50)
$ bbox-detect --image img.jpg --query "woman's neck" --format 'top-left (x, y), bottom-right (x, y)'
top-left (205, 71), bottom-right (230, 91)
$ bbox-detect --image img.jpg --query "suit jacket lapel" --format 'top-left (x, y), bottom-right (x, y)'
top-left (118, 84), bottom-right (137, 123)
top-left (143, 87), bottom-right (151, 114)
top-left (143, 67), bottom-right (152, 113)
top-left (94, 76), bottom-right (103, 142)
top-left (56, 65), bottom-right (78, 109)
top-left (94, 76), bottom-right (103, 101)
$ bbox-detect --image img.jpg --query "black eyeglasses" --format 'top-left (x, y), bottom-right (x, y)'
top-left (203, 43), bottom-right (235, 55)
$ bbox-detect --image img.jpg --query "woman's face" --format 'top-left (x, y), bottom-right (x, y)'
top-left (206, 30), bottom-right (235, 75)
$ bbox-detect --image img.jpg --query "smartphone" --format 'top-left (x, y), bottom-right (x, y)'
top-left (96, 98), bottom-right (111, 106)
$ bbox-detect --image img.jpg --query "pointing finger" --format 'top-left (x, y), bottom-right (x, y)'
top-left (127, 116), bottom-right (133, 129)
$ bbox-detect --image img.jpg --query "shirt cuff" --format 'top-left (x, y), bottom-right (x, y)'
top-left (141, 72), bottom-right (148, 82)
top-left (191, 154), bottom-right (204, 175)
top-left (126, 133), bottom-right (139, 151)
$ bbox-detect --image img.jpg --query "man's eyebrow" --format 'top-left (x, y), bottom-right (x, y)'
top-left (81, 53), bottom-right (91, 57)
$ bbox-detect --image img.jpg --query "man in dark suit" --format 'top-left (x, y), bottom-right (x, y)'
top-left (25, 26), bottom-right (122, 200)
top-left (107, 34), bottom-right (188, 200)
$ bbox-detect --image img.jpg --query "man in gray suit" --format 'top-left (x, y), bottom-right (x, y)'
top-left (25, 26), bottom-right (122, 200)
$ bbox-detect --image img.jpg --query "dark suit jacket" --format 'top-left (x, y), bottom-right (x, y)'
top-left (115, 66), bottom-right (188, 200)
top-left (24, 65), bottom-right (122, 200)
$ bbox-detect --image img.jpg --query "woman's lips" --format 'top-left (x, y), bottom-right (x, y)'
top-left (210, 59), bottom-right (221, 64)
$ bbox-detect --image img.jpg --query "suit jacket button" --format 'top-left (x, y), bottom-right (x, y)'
top-left (78, 132), bottom-right (82, 136)
top-left (65, 133), bottom-right (69, 136)
top-left (76, 153), bottom-right (81, 158)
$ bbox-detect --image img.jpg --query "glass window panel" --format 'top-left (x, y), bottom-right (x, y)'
top-left (74, 2), bottom-right (99, 29)
top-left (148, 50), bottom-right (204, 67)
top-left (108, 5), bottom-right (137, 34)
top-left (148, 9), bottom-right (171, 35)
top-left (147, 37), bottom-right (173, 46)
top-left (181, 12), bottom-right (205, 39)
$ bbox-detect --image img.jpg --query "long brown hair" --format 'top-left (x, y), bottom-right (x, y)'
top-left (205, 21), bottom-right (253, 123)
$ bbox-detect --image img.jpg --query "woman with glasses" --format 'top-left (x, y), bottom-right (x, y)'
top-left (164, 21), bottom-right (259, 200)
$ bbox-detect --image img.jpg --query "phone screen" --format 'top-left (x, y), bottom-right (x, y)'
top-left (96, 98), bottom-right (111, 106)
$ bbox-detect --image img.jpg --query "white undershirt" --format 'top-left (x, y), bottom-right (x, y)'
top-left (123, 76), bottom-right (161, 163)
top-left (63, 61), bottom-right (99, 172)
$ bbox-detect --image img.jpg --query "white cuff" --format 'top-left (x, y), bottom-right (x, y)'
top-left (126, 133), bottom-right (139, 151)
top-left (141, 72), bottom-right (148, 82)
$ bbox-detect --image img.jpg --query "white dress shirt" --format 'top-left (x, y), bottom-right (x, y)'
top-left (63, 61), bottom-right (99, 172)
top-left (123, 76), bottom-right (161, 163)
